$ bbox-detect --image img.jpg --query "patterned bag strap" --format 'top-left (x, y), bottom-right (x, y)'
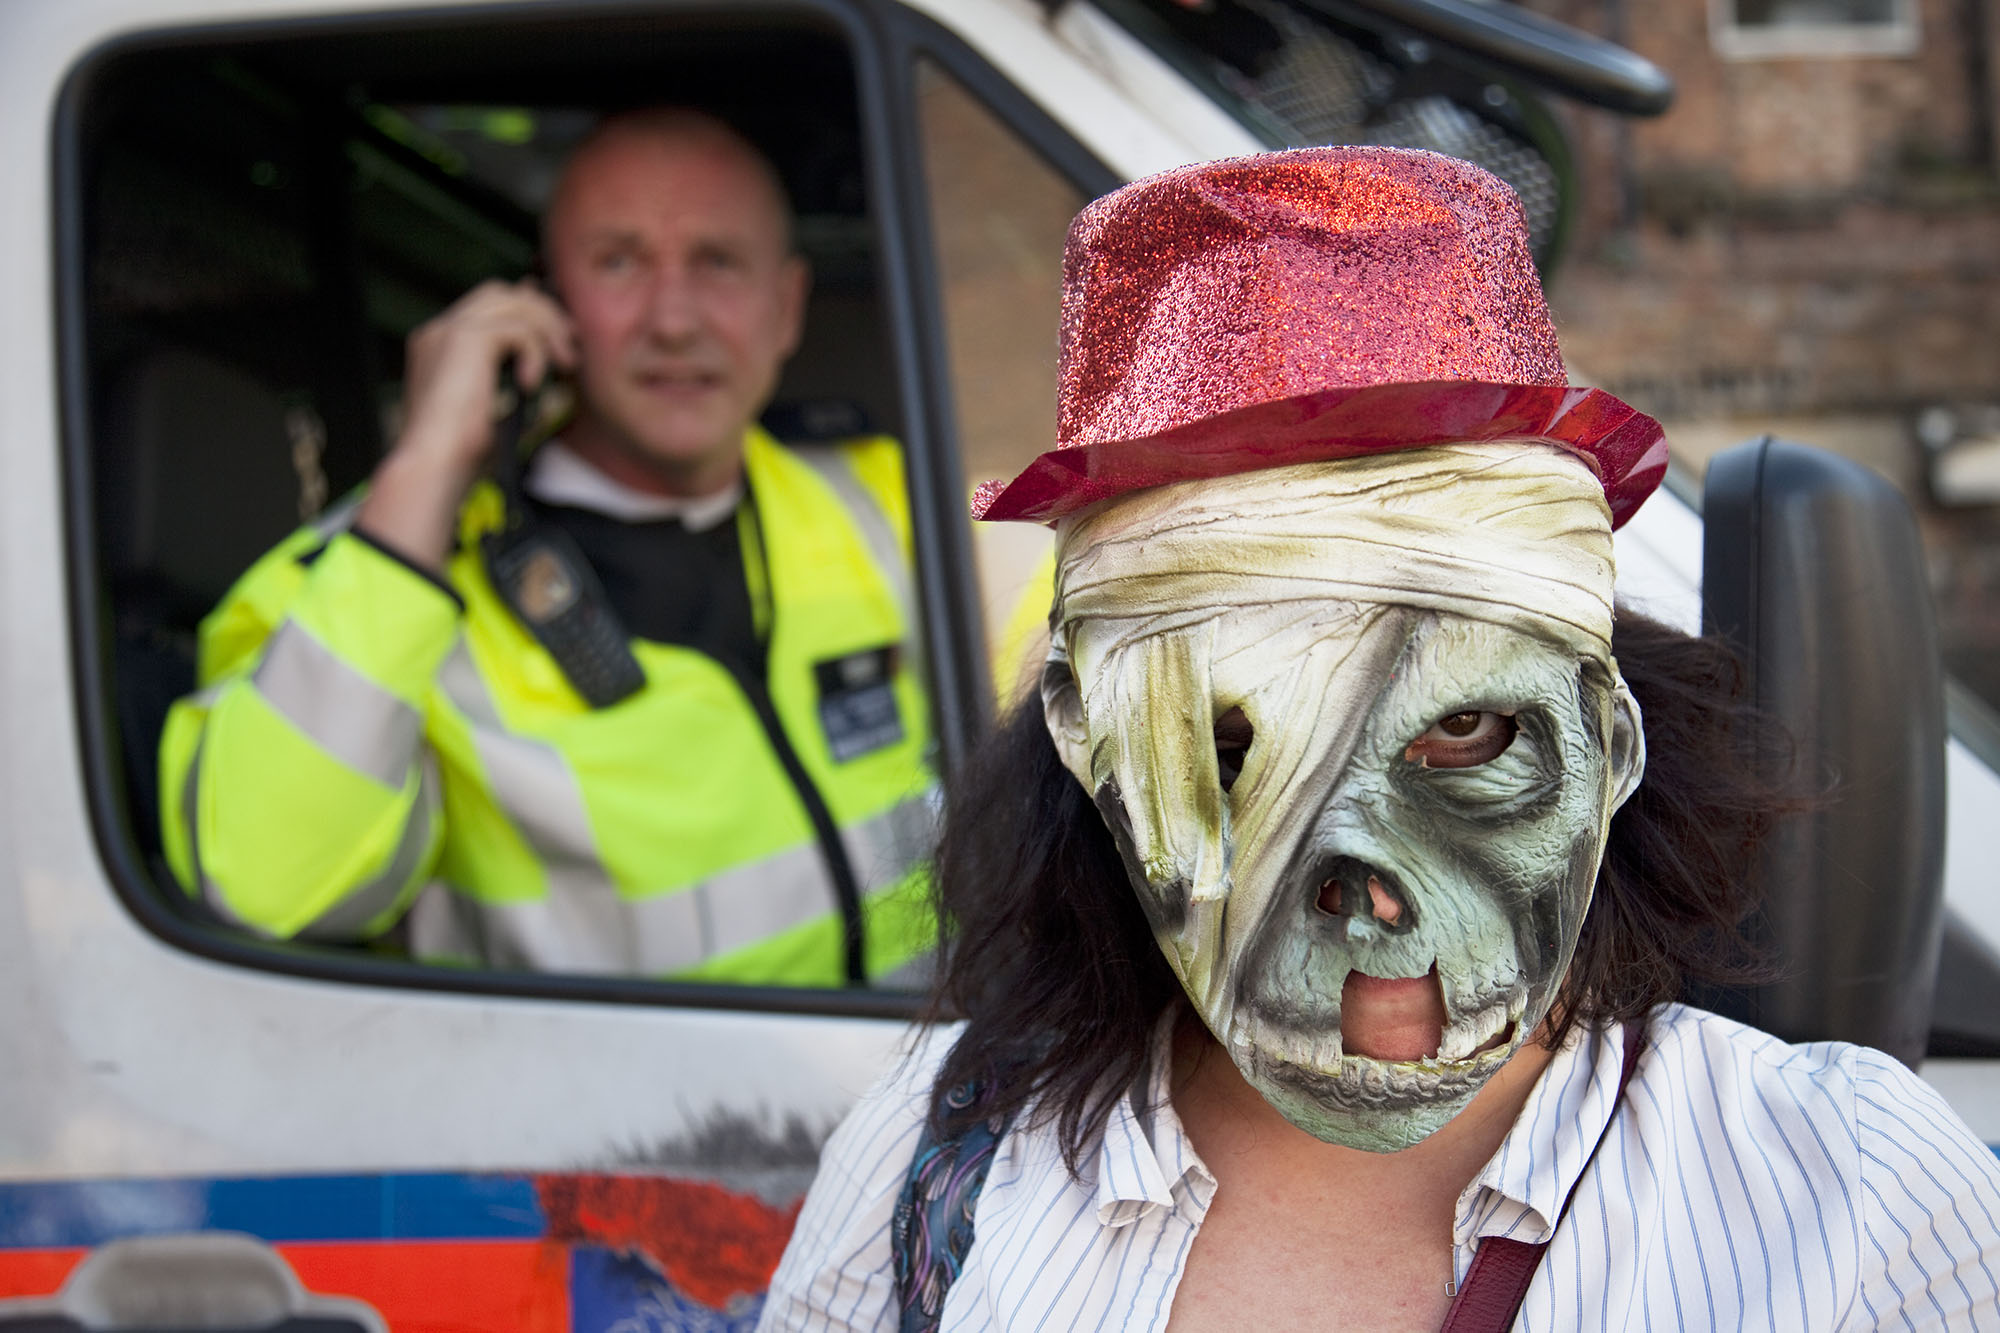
top-left (891, 1081), bottom-right (1012, 1333)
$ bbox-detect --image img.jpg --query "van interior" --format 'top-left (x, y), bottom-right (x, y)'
top-left (77, 11), bottom-right (906, 874)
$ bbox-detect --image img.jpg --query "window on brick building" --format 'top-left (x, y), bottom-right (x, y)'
top-left (1711, 0), bottom-right (1920, 59)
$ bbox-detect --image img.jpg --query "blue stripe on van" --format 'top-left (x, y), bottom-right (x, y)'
top-left (0, 1173), bottom-right (548, 1248)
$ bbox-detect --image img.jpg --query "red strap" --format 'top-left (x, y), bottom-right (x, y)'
top-left (1440, 1237), bottom-right (1544, 1333)
top-left (1437, 1019), bottom-right (1647, 1333)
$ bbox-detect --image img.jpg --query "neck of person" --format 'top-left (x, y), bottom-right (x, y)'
top-left (1162, 1014), bottom-right (1556, 1331)
top-left (561, 410), bottom-right (747, 501)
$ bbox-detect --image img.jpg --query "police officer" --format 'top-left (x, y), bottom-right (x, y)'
top-left (160, 109), bottom-right (934, 985)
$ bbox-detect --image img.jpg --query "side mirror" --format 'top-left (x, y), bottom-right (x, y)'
top-left (1697, 436), bottom-right (1947, 1068)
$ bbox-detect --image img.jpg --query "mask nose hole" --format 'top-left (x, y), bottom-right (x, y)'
top-left (1314, 857), bottom-right (1416, 932)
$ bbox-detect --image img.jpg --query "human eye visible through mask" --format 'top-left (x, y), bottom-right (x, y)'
top-left (1404, 711), bottom-right (1516, 768)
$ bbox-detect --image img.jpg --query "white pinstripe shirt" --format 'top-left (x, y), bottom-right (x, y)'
top-left (761, 1004), bottom-right (2000, 1331)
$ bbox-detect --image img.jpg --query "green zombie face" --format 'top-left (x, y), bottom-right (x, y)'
top-left (1043, 446), bottom-right (1646, 1152)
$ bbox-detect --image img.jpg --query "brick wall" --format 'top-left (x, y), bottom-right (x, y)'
top-left (1527, 0), bottom-right (2000, 419)
top-left (1521, 0), bottom-right (2000, 706)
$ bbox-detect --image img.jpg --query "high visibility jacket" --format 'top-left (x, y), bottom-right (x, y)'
top-left (159, 429), bottom-right (935, 986)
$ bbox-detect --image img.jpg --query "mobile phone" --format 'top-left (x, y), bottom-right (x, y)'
top-left (481, 358), bottom-right (645, 709)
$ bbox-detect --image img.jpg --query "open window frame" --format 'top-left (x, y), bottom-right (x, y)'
top-left (56, 0), bottom-right (1114, 1020)
top-left (1708, 0), bottom-right (1921, 60)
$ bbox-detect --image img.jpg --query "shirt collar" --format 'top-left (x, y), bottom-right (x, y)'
top-left (1091, 1012), bottom-right (1213, 1228)
top-left (1456, 1018), bottom-right (1637, 1246)
top-left (1082, 1012), bottom-right (1640, 1243)
top-left (523, 439), bottom-right (743, 530)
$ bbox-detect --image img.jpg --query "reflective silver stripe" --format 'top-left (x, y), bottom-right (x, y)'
top-left (410, 798), bottom-right (930, 976)
top-left (296, 756), bottom-right (440, 940)
top-left (839, 787), bottom-right (938, 892)
top-left (873, 951), bottom-right (937, 990)
top-left (307, 491), bottom-right (364, 542)
top-left (699, 838), bottom-right (834, 962)
top-left (182, 723), bottom-right (436, 942)
top-left (438, 642), bottom-right (603, 865)
top-left (794, 445), bottom-right (917, 636)
top-left (436, 641), bottom-right (640, 971)
top-left (252, 620), bottom-right (420, 788)
top-left (410, 865), bottom-right (707, 975)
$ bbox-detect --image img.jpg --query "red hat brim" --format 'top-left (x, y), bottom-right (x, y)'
top-left (973, 380), bottom-right (1667, 530)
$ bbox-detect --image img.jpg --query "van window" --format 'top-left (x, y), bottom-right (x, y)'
top-left (914, 59), bottom-right (1085, 704)
top-left (65, 7), bottom-right (964, 1009)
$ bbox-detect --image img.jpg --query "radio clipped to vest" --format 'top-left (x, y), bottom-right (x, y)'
top-left (480, 376), bottom-right (646, 709)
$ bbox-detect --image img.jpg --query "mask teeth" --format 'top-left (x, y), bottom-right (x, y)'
top-left (1294, 1026), bottom-right (1329, 1070)
top-left (1266, 1023), bottom-right (1342, 1074)
top-left (1437, 997), bottom-right (1510, 1061)
top-left (1436, 1012), bottom-right (1476, 1063)
top-left (1315, 1029), bottom-right (1344, 1074)
top-left (1387, 1061), bottom-right (1433, 1096)
top-left (1185, 899), bottom-right (1229, 1013)
top-left (1190, 848), bottom-right (1230, 904)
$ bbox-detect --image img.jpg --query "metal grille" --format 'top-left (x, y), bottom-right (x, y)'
top-left (1218, 0), bottom-right (1563, 259)
top-left (1366, 97), bottom-right (1563, 256)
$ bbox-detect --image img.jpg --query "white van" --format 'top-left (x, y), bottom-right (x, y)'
top-left (1, 0), bottom-right (1994, 1326)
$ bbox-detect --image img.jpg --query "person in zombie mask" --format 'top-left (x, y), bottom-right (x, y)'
top-left (761, 148), bottom-right (2000, 1332)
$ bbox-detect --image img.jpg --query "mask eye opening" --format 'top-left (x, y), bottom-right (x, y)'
top-left (1404, 710), bottom-right (1518, 769)
top-left (1214, 706), bottom-right (1253, 792)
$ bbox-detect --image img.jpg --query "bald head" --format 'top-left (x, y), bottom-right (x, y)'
top-left (545, 108), bottom-right (795, 260)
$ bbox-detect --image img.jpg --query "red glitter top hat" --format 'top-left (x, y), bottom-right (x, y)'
top-left (972, 147), bottom-right (1666, 528)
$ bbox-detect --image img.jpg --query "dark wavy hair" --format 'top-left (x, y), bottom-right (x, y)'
top-left (923, 609), bottom-right (1791, 1169)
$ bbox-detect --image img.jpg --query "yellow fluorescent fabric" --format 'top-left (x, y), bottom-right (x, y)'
top-left (184, 689), bottom-right (433, 936)
top-left (286, 537), bottom-right (462, 703)
top-left (159, 427), bottom-right (935, 984)
top-left (994, 547), bottom-right (1058, 708)
top-left (673, 866), bottom-right (932, 987)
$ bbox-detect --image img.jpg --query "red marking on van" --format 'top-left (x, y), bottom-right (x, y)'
top-left (536, 1173), bottom-right (802, 1309)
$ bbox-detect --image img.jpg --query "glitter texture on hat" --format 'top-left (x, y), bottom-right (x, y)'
top-left (974, 147), bottom-right (1667, 528)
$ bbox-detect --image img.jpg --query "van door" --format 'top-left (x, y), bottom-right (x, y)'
top-left (0, 0), bottom-right (1138, 1325)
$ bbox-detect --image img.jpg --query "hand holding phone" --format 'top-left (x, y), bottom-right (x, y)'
top-left (358, 280), bottom-right (577, 573)
top-left (400, 278), bottom-right (577, 475)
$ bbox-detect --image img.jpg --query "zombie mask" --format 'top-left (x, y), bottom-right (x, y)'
top-left (1040, 444), bottom-right (1645, 1151)
top-left (971, 146), bottom-right (1669, 1151)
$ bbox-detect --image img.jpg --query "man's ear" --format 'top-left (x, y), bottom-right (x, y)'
top-left (1040, 637), bottom-right (1096, 793)
top-left (1607, 674), bottom-right (1647, 814)
top-left (775, 254), bottom-right (810, 360)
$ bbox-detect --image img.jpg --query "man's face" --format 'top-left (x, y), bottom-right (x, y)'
top-left (1043, 447), bottom-right (1644, 1152)
top-left (546, 125), bottom-right (806, 495)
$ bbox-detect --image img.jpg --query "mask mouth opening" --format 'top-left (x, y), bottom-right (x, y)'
top-left (1330, 963), bottom-right (1520, 1065)
top-left (1339, 962), bottom-right (1445, 1062)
